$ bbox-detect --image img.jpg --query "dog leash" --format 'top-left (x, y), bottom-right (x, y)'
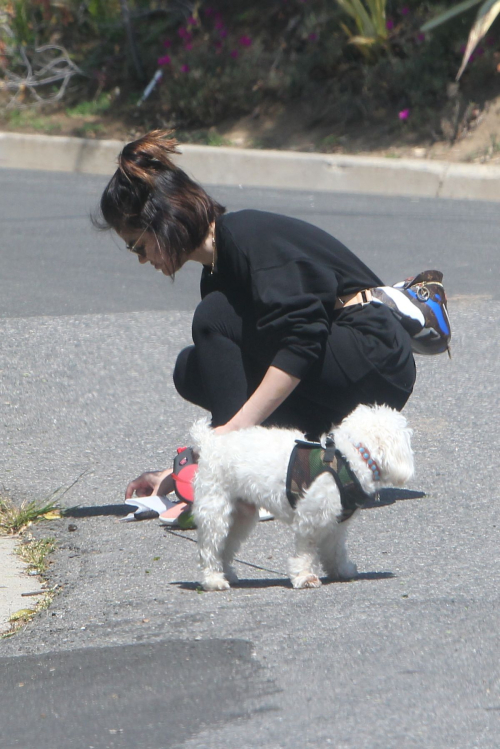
top-left (164, 529), bottom-right (286, 577)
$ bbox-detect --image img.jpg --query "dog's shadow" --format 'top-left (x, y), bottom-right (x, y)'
top-left (63, 504), bottom-right (132, 518)
top-left (172, 570), bottom-right (395, 592)
top-left (61, 489), bottom-right (425, 521)
top-left (362, 488), bottom-right (425, 509)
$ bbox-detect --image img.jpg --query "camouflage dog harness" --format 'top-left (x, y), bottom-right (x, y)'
top-left (285, 436), bottom-right (374, 522)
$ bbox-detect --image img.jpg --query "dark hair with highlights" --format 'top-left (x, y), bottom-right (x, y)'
top-left (93, 130), bottom-right (225, 274)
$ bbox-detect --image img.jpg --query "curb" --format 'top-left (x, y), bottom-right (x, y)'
top-left (0, 536), bottom-right (45, 635)
top-left (1, 131), bottom-right (500, 201)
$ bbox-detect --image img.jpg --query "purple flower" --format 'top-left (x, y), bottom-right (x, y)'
top-left (308, 32), bottom-right (318, 42)
top-left (187, 16), bottom-right (197, 26)
top-left (401, 6), bottom-right (410, 16)
top-left (386, 19), bottom-right (394, 30)
top-left (215, 19), bottom-right (225, 30)
top-left (163, 39), bottom-right (172, 48)
top-left (157, 55), bottom-right (171, 66)
top-left (184, 42), bottom-right (193, 51)
top-left (181, 63), bottom-right (190, 73)
top-left (219, 29), bottom-right (227, 39)
top-left (398, 109), bottom-right (410, 121)
top-left (230, 50), bottom-right (239, 59)
top-left (239, 35), bottom-right (252, 47)
top-left (416, 32), bottom-right (425, 43)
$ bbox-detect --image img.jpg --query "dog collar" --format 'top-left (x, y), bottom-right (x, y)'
top-left (354, 442), bottom-right (381, 482)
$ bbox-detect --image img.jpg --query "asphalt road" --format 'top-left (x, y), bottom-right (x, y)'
top-left (0, 167), bottom-right (499, 749)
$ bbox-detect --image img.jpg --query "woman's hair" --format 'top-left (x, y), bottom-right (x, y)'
top-left (93, 130), bottom-right (225, 273)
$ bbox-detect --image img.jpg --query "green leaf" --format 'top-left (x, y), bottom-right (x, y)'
top-left (421, 0), bottom-right (482, 32)
top-left (457, 0), bottom-right (500, 79)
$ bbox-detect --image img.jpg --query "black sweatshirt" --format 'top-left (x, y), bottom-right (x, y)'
top-left (200, 209), bottom-right (412, 385)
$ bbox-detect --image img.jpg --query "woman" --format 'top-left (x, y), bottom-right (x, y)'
top-left (95, 130), bottom-right (416, 505)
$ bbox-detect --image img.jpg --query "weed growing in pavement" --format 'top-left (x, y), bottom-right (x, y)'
top-left (1, 534), bottom-right (57, 639)
top-left (16, 536), bottom-right (56, 574)
top-left (0, 495), bottom-right (61, 536)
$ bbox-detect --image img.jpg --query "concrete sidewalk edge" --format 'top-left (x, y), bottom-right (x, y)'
top-left (0, 536), bottom-right (45, 635)
top-left (2, 131), bottom-right (500, 201)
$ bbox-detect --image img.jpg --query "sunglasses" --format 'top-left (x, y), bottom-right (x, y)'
top-left (125, 225), bottom-right (150, 258)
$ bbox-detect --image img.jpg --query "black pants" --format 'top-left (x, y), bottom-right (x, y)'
top-left (174, 292), bottom-right (415, 439)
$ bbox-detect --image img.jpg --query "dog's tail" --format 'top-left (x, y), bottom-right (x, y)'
top-left (189, 417), bottom-right (213, 450)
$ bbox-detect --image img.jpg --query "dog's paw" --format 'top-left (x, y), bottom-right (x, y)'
top-left (202, 572), bottom-right (231, 591)
top-left (292, 573), bottom-right (322, 590)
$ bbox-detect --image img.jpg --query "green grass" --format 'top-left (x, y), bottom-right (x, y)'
top-left (4, 109), bottom-right (61, 133)
top-left (65, 93), bottom-right (112, 118)
top-left (1, 534), bottom-right (57, 638)
top-left (16, 537), bottom-right (56, 574)
top-left (0, 495), bottom-right (61, 535)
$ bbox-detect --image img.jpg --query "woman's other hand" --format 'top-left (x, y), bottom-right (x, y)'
top-left (125, 469), bottom-right (174, 499)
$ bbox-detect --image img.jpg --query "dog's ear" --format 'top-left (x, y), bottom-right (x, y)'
top-left (369, 408), bottom-right (414, 486)
top-left (376, 424), bottom-right (414, 487)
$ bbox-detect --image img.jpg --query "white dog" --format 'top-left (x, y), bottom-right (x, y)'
top-left (191, 404), bottom-right (413, 591)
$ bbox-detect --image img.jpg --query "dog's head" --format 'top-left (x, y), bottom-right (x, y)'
top-left (334, 404), bottom-right (414, 491)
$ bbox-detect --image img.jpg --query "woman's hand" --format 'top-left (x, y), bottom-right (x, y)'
top-left (125, 469), bottom-right (174, 500)
top-left (212, 423), bottom-right (236, 436)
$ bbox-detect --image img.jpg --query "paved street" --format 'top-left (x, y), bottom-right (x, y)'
top-left (0, 167), bottom-right (499, 748)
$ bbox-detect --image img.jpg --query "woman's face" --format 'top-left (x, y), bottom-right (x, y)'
top-left (120, 228), bottom-right (183, 277)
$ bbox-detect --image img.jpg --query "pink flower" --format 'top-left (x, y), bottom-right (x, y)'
top-left (416, 32), bottom-right (425, 43)
top-left (386, 19), bottom-right (394, 30)
top-left (308, 32), bottom-right (318, 42)
top-left (398, 109), bottom-right (410, 121)
top-left (163, 39), bottom-right (172, 48)
top-left (184, 43), bottom-right (193, 51)
top-left (230, 50), bottom-right (239, 59)
top-left (157, 55), bottom-right (171, 66)
top-left (238, 35), bottom-right (252, 47)
top-left (187, 16), bottom-right (197, 26)
top-left (401, 6), bottom-right (409, 16)
top-left (178, 28), bottom-right (192, 41)
top-left (181, 63), bottom-right (190, 73)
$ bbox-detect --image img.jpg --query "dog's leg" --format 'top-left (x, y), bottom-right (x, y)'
top-left (194, 490), bottom-right (234, 591)
top-left (318, 519), bottom-right (358, 581)
top-left (288, 534), bottom-right (322, 589)
top-left (222, 501), bottom-right (258, 584)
